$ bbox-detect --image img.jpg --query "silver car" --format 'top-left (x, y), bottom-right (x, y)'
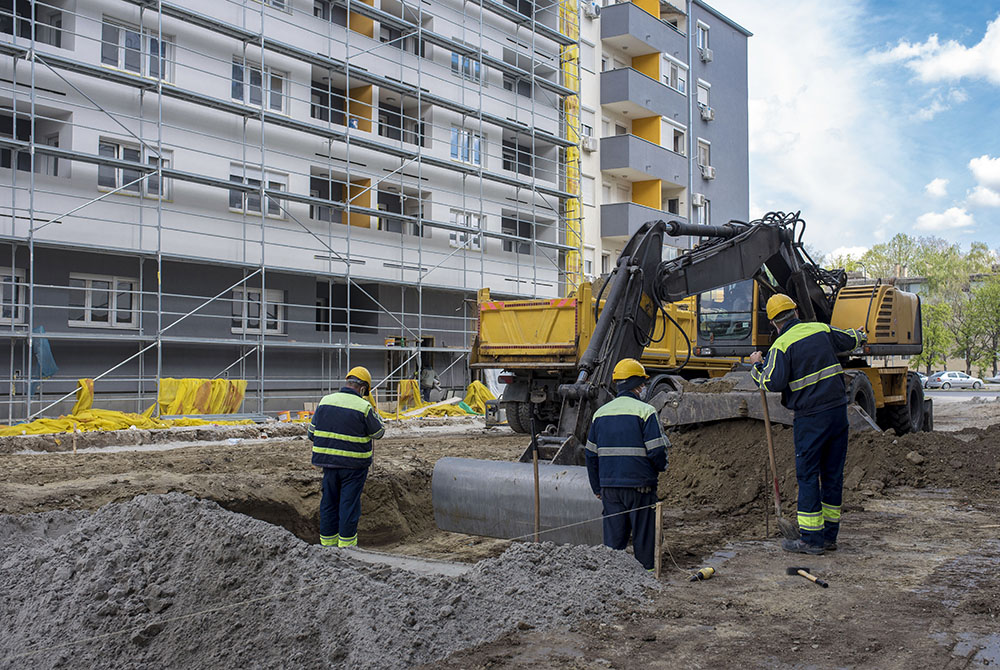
top-left (925, 371), bottom-right (984, 390)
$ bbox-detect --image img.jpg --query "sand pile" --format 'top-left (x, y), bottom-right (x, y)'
top-left (0, 493), bottom-right (655, 670)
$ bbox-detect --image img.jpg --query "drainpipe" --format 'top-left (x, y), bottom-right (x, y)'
top-left (686, 0), bottom-right (695, 246)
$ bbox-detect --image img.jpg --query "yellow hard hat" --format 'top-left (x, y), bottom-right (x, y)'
top-left (346, 366), bottom-right (372, 385)
top-left (612, 358), bottom-right (647, 381)
top-left (766, 294), bottom-right (798, 321)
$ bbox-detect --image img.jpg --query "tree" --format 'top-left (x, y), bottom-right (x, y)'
top-left (945, 293), bottom-right (986, 375)
top-left (825, 253), bottom-right (863, 273)
top-left (911, 301), bottom-right (952, 375)
top-left (970, 276), bottom-right (1000, 377)
top-left (860, 232), bottom-right (918, 278)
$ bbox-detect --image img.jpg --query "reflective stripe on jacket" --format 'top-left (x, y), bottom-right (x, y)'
top-left (309, 387), bottom-right (385, 469)
top-left (584, 391), bottom-right (669, 491)
top-left (751, 319), bottom-right (864, 416)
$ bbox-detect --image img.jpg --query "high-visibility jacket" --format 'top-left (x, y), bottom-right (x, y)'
top-left (584, 390), bottom-right (669, 491)
top-left (751, 319), bottom-right (864, 416)
top-left (309, 387), bottom-right (385, 469)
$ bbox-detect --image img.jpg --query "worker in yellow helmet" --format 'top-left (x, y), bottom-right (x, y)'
top-left (749, 294), bottom-right (866, 555)
top-left (583, 358), bottom-right (669, 571)
top-left (308, 365), bottom-right (385, 548)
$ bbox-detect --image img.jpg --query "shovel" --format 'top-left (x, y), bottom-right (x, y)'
top-left (760, 388), bottom-right (800, 540)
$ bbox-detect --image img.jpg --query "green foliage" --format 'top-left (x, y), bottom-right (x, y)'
top-left (969, 276), bottom-right (1000, 376)
top-left (911, 301), bottom-right (952, 375)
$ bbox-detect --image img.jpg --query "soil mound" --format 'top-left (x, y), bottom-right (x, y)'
top-left (0, 493), bottom-right (655, 670)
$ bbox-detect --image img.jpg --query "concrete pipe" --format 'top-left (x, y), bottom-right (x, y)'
top-left (432, 457), bottom-right (604, 545)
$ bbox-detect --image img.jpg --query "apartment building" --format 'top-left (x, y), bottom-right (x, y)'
top-left (578, 0), bottom-right (749, 276)
top-left (0, 0), bottom-right (747, 421)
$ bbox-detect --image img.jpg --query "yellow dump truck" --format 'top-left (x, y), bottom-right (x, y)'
top-left (470, 281), bottom-right (736, 433)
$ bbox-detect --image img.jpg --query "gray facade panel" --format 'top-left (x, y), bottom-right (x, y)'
top-left (599, 67), bottom-right (685, 118)
top-left (600, 202), bottom-right (688, 239)
top-left (600, 3), bottom-right (687, 58)
top-left (600, 134), bottom-right (689, 185)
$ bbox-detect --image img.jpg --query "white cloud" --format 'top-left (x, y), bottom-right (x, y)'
top-left (967, 185), bottom-right (1000, 208)
top-left (914, 207), bottom-right (975, 231)
top-left (706, 0), bottom-right (906, 256)
top-left (924, 178), bottom-right (949, 197)
top-left (913, 88), bottom-right (969, 120)
top-left (868, 15), bottom-right (1000, 85)
top-left (829, 245), bottom-right (868, 260)
top-left (969, 154), bottom-right (1000, 190)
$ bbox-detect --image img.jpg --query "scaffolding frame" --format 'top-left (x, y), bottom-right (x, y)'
top-left (0, 0), bottom-right (581, 421)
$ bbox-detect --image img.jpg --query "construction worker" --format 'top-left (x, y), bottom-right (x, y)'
top-left (749, 294), bottom-right (865, 555)
top-left (308, 366), bottom-right (385, 548)
top-left (584, 358), bottom-right (669, 571)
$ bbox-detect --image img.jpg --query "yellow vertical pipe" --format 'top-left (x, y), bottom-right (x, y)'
top-left (560, 0), bottom-right (582, 296)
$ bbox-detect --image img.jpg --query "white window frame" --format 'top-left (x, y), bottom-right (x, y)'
top-left (697, 80), bottom-right (711, 107)
top-left (232, 58), bottom-right (287, 113)
top-left (697, 138), bottom-right (711, 166)
top-left (449, 209), bottom-right (484, 250)
top-left (697, 198), bottom-right (711, 225)
top-left (68, 273), bottom-right (139, 329)
top-left (450, 127), bottom-right (485, 166)
top-left (100, 19), bottom-right (172, 81)
top-left (229, 165), bottom-right (287, 218)
top-left (662, 118), bottom-right (686, 155)
top-left (0, 267), bottom-right (25, 324)
top-left (581, 108), bottom-right (596, 138)
top-left (661, 55), bottom-right (687, 94)
top-left (253, 0), bottom-right (292, 12)
top-left (231, 287), bottom-right (286, 335)
top-left (97, 140), bottom-right (172, 199)
top-left (451, 51), bottom-right (483, 82)
top-left (697, 21), bottom-right (710, 49)
top-left (582, 175), bottom-right (595, 206)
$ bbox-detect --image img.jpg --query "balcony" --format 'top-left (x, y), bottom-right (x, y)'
top-left (600, 2), bottom-right (687, 58)
top-left (600, 68), bottom-right (684, 118)
top-left (601, 202), bottom-right (687, 239)
top-left (600, 134), bottom-right (689, 184)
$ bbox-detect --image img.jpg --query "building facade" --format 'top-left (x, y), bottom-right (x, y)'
top-left (0, 0), bottom-right (747, 421)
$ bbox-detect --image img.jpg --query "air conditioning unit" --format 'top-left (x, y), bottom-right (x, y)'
top-left (699, 104), bottom-right (715, 122)
top-left (583, 2), bottom-right (601, 19)
top-left (699, 47), bottom-right (713, 63)
top-left (700, 164), bottom-right (716, 180)
top-left (691, 193), bottom-right (706, 207)
top-left (581, 135), bottom-right (598, 152)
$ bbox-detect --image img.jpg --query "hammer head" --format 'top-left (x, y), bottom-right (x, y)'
top-left (786, 567), bottom-right (811, 575)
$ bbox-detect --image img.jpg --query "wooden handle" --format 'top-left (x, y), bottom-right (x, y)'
top-left (761, 389), bottom-right (782, 517)
top-left (797, 569), bottom-right (829, 588)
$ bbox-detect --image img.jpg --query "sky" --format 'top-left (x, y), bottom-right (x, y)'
top-left (705, 0), bottom-right (1000, 260)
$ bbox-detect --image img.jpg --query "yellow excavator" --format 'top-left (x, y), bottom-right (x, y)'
top-left (433, 212), bottom-right (927, 543)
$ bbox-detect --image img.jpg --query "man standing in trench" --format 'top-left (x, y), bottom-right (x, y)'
top-left (309, 366), bottom-right (385, 548)
top-left (585, 358), bottom-right (669, 571)
top-left (749, 294), bottom-right (865, 555)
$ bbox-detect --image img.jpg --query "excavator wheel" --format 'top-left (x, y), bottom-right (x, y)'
top-left (845, 371), bottom-right (877, 420)
top-left (883, 372), bottom-right (925, 436)
top-left (502, 402), bottom-right (526, 433)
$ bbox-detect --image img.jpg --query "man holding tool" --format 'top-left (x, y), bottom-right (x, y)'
top-left (585, 358), bottom-right (669, 570)
top-left (309, 366), bottom-right (385, 548)
top-left (749, 294), bottom-right (865, 555)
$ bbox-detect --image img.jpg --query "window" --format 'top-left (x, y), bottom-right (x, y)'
top-left (101, 20), bottom-right (170, 80)
top-left (314, 0), bottom-right (348, 26)
top-left (68, 274), bottom-right (139, 329)
top-left (311, 82), bottom-right (346, 125)
top-left (502, 217), bottom-right (532, 254)
top-left (601, 253), bottom-right (610, 274)
top-left (582, 175), bottom-right (595, 206)
top-left (581, 109), bottom-right (595, 138)
top-left (98, 140), bottom-right (171, 198)
top-left (451, 52), bottom-right (482, 82)
top-left (0, 267), bottom-right (25, 324)
top-left (502, 138), bottom-right (533, 176)
top-left (231, 287), bottom-right (285, 335)
top-left (580, 41), bottom-right (595, 74)
top-left (615, 123), bottom-right (627, 136)
top-left (450, 127), bottom-right (484, 166)
top-left (697, 82), bottom-right (711, 107)
top-left (664, 123), bottom-right (686, 155)
top-left (663, 60), bottom-right (687, 94)
top-left (696, 198), bottom-right (711, 226)
top-left (697, 22), bottom-right (710, 49)
top-left (449, 209), bottom-right (483, 250)
top-left (232, 59), bottom-right (286, 112)
top-left (503, 73), bottom-right (532, 97)
top-left (265, 0), bottom-right (288, 8)
top-left (230, 165), bottom-right (286, 217)
top-left (697, 139), bottom-right (711, 166)
top-left (1, 114), bottom-right (64, 175)
top-left (3, 1), bottom-right (63, 47)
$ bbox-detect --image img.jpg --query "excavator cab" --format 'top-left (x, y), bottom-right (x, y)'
top-left (696, 279), bottom-right (756, 355)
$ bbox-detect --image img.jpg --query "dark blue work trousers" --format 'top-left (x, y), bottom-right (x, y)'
top-left (601, 486), bottom-right (658, 570)
top-left (793, 404), bottom-right (849, 547)
top-left (319, 466), bottom-right (369, 547)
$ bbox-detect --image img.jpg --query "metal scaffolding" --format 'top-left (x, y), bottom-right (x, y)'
top-left (0, 0), bottom-right (581, 421)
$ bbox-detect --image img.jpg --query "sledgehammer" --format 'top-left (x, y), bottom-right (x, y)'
top-left (787, 566), bottom-right (829, 588)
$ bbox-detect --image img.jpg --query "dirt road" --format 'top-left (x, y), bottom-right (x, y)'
top-left (1, 404), bottom-right (999, 668)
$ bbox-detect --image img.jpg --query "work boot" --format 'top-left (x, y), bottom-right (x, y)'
top-left (824, 541), bottom-right (838, 551)
top-left (781, 538), bottom-right (824, 555)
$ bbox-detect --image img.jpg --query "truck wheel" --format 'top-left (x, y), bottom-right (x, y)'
top-left (517, 402), bottom-right (535, 435)
top-left (503, 402), bottom-right (526, 433)
top-left (885, 372), bottom-right (925, 436)
top-left (846, 372), bottom-right (876, 420)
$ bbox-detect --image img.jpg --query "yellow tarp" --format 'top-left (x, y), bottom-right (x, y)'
top-left (0, 409), bottom-right (253, 437)
top-left (462, 380), bottom-right (496, 415)
top-left (362, 379), bottom-right (490, 420)
top-left (157, 378), bottom-right (247, 415)
top-left (71, 378), bottom-right (94, 415)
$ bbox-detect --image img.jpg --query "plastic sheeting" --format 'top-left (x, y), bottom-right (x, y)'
top-left (156, 378), bottom-right (247, 416)
top-left (362, 379), bottom-right (496, 420)
top-left (0, 409), bottom-right (253, 436)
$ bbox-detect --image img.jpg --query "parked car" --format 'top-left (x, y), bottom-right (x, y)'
top-left (985, 375), bottom-right (1000, 385)
top-left (917, 372), bottom-right (928, 387)
top-left (924, 371), bottom-right (984, 390)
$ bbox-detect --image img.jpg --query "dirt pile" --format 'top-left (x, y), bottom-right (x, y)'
top-left (658, 419), bottom-right (1000, 515)
top-left (0, 493), bottom-right (655, 670)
